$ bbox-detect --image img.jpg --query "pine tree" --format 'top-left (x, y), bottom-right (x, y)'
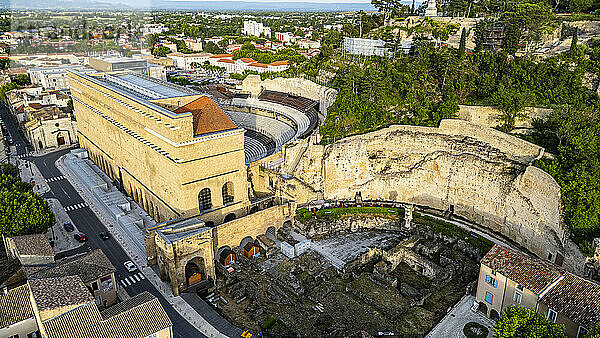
top-left (570, 27), bottom-right (578, 56)
top-left (458, 28), bottom-right (466, 59)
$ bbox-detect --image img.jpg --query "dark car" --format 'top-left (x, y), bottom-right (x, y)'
top-left (99, 231), bottom-right (110, 240)
top-left (74, 233), bottom-right (88, 242)
top-left (63, 222), bottom-right (74, 232)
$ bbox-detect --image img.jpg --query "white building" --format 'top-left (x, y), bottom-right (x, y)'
top-left (424, 0), bottom-right (438, 17)
top-left (184, 39), bottom-right (203, 52)
top-left (343, 37), bottom-right (390, 57)
top-left (141, 23), bottom-right (169, 36)
top-left (167, 52), bottom-right (213, 71)
top-left (275, 32), bottom-right (293, 43)
top-left (243, 20), bottom-right (271, 38)
top-left (148, 63), bottom-right (167, 81)
top-left (28, 65), bottom-right (95, 90)
top-left (297, 39), bottom-right (321, 49)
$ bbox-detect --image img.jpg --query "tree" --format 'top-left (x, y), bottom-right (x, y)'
top-left (586, 322), bottom-right (600, 337)
top-left (495, 306), bottom-right (567, 338)
top-left (492, 83), bottom-right (530, 132)
top-left (152, 46), bottom-right (171, 57)
top-left (204, 41), bottom-right (223, 54)
top-left (13, 74), bottom-right (30, 86)
top-left (371, 0), bottom-right (405, 24)
top-left (570, 27), bottom-right (580, 58)
top-left (0, 163), bottom-right (19, 178)
top-left (458, 28), bottom-right (467, 59)
top-left (0, 190), bottom-right (54, 237)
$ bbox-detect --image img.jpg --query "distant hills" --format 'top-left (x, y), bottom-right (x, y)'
top-left (2, 0), bottom-right (378, 11)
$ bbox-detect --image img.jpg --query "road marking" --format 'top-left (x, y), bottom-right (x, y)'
top-left (120, 279), bottom-right (129, 287)
top-left (64, 203), bottom-right (88, 212)
top-left (138, 272), bottom-right (145, 280)
top-left (46, 175), bottom-right (65, 183)
top-left (133, 275), bottom-right (140, 282)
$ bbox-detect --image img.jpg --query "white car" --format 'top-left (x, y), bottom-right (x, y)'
top-left (124, 261), bottom-right (137, 273)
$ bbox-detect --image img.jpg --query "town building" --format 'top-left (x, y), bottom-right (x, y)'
top-left (140, 23), bottom-right (169, 36)
top-left (25, 249), bottom-right (118, 308)
top-left (89, 56), bottom-right (149, 76)
top-left (167, 52), bottom-right (212, 71)
top-left (148, 63), bottom-right (167, 81)
top-left (23, 107), bottom-right (77, 151)
top-left (476, 245), bottom-right (600, 338)
top-left (275, 32), bottom-right (294, 43)
top-left (0, 284), bottom-right (39, 338)
top-left (297, 39), bottom-right (321, 49)
top-left (342, 37), bottom-right (390, 57)
top-left (184, 39), bottom-right (203, 52)
top-left (4, 234), bottom-right (55, 266)
top-left (242, 20), bottom-right (271, 38)
top-left (424, 0), bottom-right (438, 17)
top-left (28, 65), bottom-right (95, 90)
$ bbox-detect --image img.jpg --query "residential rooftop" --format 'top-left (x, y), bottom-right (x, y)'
top-left (10, 234), bottom-right (54, 258)
top-left (29, 276), bottom-right (95, 311)
top-left (0, 284), bottom-right (35, 328)
top-left (27, 249), bottom-right (115, 284)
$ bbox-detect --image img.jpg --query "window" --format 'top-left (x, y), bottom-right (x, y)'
top-left (8, 334), bottom-right (19, 338)
top-left (516, 284), bottom-right (524, 292)
top-left (222, 182), bottom-right (234, 205)
top-left (547, 309), bottom-right (557, 323)
top-left (547, 251), bottom-right (554, 262)
top-left (578, 326), bottom-right (589, 338)
top-left (513, 291), bottom-right (522, 304)
top-left (91, 281), bottom-right (99, 292)
top-left (485, 275), bottom-right (498, 288)
top-left (198, 188), bottom-right (212, 211)
top-left (485, 292), bottom-right (493, 304)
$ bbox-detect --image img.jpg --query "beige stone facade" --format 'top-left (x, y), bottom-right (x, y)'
top-left (68, 70), bottom-right (250, 223)
top-left (24, 109), bottom-right (78, 151)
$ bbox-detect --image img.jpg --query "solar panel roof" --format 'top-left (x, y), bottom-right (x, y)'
top-left (116, 74), bottom-right (192, 98)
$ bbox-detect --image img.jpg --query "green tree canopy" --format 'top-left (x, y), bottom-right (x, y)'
top-left (495, 306), bottom-right (567, 338)
top-left (152, 45), bottom-right (171, 57)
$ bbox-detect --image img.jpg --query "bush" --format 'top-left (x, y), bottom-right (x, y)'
top-left (261, 316), bottom-right (277, 330)
top-left (463, 322), bottom-right (489, 338)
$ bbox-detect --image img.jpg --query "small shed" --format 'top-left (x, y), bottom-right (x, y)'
top-left (243, 242), bottom-right (260, 258)
top-left (219, 248), bottom-right (236, 267)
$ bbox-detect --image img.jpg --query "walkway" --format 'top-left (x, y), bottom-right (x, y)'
top-left (427, 295), bottom-right (495, 338)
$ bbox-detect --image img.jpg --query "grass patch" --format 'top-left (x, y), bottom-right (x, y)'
top-left (413, 213), bottom-right (493, 254)
top-left (296, 207), bottom-right (405, 222)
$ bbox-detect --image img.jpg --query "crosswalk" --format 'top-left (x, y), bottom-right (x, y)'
top-left (46, 175), bottom-right (65, 183)
top-left (120, 272), bottom-right (146, 287)
top-left (64, 202), bottom-right (88, 212)
top-left (15, 153), bottom-right (29, 159)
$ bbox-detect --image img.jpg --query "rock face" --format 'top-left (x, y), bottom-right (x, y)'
top-left (284, 119), bottom-right (586, 273)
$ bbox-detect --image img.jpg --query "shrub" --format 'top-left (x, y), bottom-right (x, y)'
top-left (463, 322), bottom-right (489, 338)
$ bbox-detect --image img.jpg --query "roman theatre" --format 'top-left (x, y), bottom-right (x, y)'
top-left (69, 71), bottom-right (587, 295)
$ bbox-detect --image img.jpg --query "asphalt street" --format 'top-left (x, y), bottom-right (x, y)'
top-left (1, 106), bottom-right (206, 338)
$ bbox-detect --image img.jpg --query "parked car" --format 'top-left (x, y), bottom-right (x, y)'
top-left (124, 261), bottom-right (137, 273)
top-left (63, 222), bottom-right (74, 232)
top-left (74, 233), bottom-right (88, 242)
top-left (99, 231), bottom-right (110, 240)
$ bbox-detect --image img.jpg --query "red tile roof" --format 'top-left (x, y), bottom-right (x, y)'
top-left (480, 245), bottom-right (563, 294)
top-left (209, 54), bottom-right (232, 59)
top-left (269, 60), bottom-right (289, 66)
top-left (173, 96), bottom-right (237, 136)
top-left (540, 273), bottom-right (600, 329)
top-left (248, 62), bottom-right (268, 68)
top-left (239, 58), bottom-right (255, 63)
top-left (217, 59), bottom-right (235, 64)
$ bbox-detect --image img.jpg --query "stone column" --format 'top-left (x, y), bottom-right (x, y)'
top-left (404, 204), bottom-right (414, 230)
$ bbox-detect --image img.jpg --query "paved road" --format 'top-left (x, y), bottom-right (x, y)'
top-left (0, 106), bottom-right (205, 338)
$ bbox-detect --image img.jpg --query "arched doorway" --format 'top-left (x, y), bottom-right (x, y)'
top-left (57, 133), bottom-right (66, 146)
top-left (185, 257), bottom-right (205, 288)
top-left (198, 188), bottom-right (212, 212)
top-left (217, 246), bottom-right (236, 267)
top-left (249, 206), bottom-right (259, 214)
top-left (224, 213), bottom-right (236, 223)
top-left (266, 226), bottom-right (276, 240)
top-left (222, 182), bottom-right (234, 205)
top-left (490, 309), bottom-right (500, 320)
top-left (38, 140), bottom-right (43, 149)
top-left (204, 221), bottom-right (215, 227)
top-left (477, 302), bottom-right (488, 315)
top-left (283, 220), bottom-right (292, 228)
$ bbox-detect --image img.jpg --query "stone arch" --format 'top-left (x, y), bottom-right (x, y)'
top-left (222, 181), bottom-right (234, 205)
top-left (198, 188), bottom-right (212, 212)
top-left (217, 246), bottom-right (236, 267)
top-left (283, 220), bottom-right (292, 228)
top-left (155, 206), bottom-right (160, 222)
top-left (477, 302), bottom-right (488, 315)
top-left (149, 201), bottom-right (155, 219)
top-left (224, 213), bottom-right (236, 223)
top-left (240, 236), bottom-right (254, 250)
top-left (205, 221), bottom-right (215, 227)
top-left (38, 140), bottom-right (43, 149)
top-left (266, 226), bottom-right (276, 240)
top-left (184, 257), bottom-right (206, 287)
top-left (57, 132), bottom-right (66, 146)
top-left (249, 206), bottom-right (259, 214)
top-left (490, 309), bottom-right (500, 320)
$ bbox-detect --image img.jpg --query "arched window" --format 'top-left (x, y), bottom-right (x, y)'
top-left (222, 182), bottom-right (234, 205)
top-left (198, 188), bottom-right (212, 212)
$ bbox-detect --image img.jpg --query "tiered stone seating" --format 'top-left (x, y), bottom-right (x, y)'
top-left (225, 110), bottom-right (295, 150)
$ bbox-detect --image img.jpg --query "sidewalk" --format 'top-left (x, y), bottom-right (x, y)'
top-left (426, 295), bottom-right (494, 338)
top-left (18, 158), bottom-right (50, 195)
top-left (55, 152), bottom-right (228, 338)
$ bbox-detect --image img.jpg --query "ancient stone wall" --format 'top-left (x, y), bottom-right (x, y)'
top-left (281, 119), bottom-right (586, 273)
top-left (457, 105), bottom-right (552, 132)
top-left (295, 216), bottom-right (402, 238)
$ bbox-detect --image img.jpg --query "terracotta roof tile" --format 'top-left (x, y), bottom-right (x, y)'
top-left (480, 245), bottom-right (563, 294)
top-left (540, 273), bottom-right (600, 329)
top-left (0, 284), bottom-right (35, 327)
top-left (29, 276), bottom-right (95, 311)
top-left (217, 59), bottom-right (235, 64)
top-left (209, 53), bottom-right (232, 59)
top-left (173, 96), bottom-right (237, 136)
top-left (269, 60), bottom-right (289, 66)
top-left (249, 62), bottom-right (268, 68)
top-left (10, 234), bottom-right (54, 257)
top-left (29, 249), bottom-right (115, 283)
